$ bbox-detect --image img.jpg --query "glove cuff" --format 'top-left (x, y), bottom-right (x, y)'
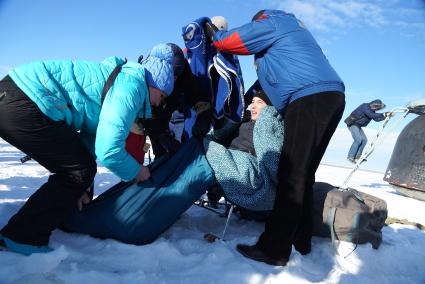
top-left (130, 121), bottom-right (144, 135)
top-left (194, 101), bottom-right (211, 115)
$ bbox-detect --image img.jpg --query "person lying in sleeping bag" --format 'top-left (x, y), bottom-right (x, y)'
top-left (63, 89), bottom-right (284, 245)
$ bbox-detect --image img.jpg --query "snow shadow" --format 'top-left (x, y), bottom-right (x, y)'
top-left (360, 182), bottom-right (388, 188)
top-left (0, 176), bottom-right (44, 196)
top-left (338, 225), bottom-right (425, 283)
top-left (0, 150), bottom-right (27, 162)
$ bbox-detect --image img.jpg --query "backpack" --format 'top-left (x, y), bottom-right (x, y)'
top-left (344, 113), bottom-right (358, 126)
top-left (312, 182), bottom-right (387, 249)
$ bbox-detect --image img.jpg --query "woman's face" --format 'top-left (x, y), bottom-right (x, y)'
top-left (149, 87), bottom-right (167, 107)
top-left (250, 97), bottom-right (268, 121)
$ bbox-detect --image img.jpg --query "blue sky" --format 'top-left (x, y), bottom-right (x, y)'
top-left (0, 0), bottom-right (424, 171)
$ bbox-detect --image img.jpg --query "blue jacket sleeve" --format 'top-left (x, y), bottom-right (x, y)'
top-left (95, 82), bottom-right (150, 181)
top-left (362, 105), bottom-right (385, 121)
top-left (212, 18), bottom-right (277, 55)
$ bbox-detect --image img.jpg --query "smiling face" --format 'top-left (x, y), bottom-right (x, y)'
top-left (149, 87), bottom-right (167, 107)
top-left (250, 97), bottom-right (268, 121)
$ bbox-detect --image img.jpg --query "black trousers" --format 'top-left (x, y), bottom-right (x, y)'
top-left (257, 91), bottom-right (345, 259)
top-left (0, 76), bottom-right (97, 246)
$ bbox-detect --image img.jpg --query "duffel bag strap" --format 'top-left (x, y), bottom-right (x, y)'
top-left (327, 207), bottom-right (340, 254)
top-left (346, 187), bottom-right (365, 203)
top-left (327, 206), bottom-right (359, 257)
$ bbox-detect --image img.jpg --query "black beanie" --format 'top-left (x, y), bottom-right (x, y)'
top-left (166, 43), bottom-right (185, 77)
top-left (253, 89), bottom-right (272, 106)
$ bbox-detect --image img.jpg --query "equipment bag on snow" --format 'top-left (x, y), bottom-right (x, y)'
top-left (312, 182), bottom-right (387, 249)
top-left (63, 137), bottom-right (215, 245)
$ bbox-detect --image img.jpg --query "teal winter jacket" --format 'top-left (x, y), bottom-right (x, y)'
top-left (9, 57), bottom-right (152, 181)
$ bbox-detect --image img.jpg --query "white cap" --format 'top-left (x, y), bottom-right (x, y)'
top-left (211, 16), bottom-right (228, 31)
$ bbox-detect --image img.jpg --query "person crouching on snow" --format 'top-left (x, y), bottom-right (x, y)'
top-left (0, 43), bottom-right (184, 255)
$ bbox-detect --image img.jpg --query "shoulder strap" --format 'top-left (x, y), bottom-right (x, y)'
top-left (101, 58), bottom-right (127, 105)
top-left (327, 207), bottom-right (340, 254)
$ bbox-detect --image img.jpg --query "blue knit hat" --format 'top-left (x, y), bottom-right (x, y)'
top-left (140, 43), bottom-right (175, 96)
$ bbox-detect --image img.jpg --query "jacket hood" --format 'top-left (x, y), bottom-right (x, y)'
top-left (369, 99), bottom-right (385, 110)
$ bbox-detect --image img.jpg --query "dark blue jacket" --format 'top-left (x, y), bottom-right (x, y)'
top-left (182, 17), bottom-right (245, 138)
top-left (212, 9), bottom-right (345, 116)
top-left (350, 99), bottom-right (386, 127)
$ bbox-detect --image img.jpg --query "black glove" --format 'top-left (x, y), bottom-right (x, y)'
top-left (192, 108), bottom-right (213, 138)
top-left (204, 21), bottom-right (218, 42)
top-left (211, 117), bottom-right (241, 146)
top-left (87, 183), bottom-right (94, 200)
top-left (158, 132), bottom-right (181, 154)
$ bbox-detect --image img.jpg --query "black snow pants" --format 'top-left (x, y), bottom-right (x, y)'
top-left (257, 91), bottom-right (345, 259)
top-left (0, 75), bottom-right (97, 246)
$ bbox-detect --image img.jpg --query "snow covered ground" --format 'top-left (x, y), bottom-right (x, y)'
top-left (1, 137), bottom-right (424, 284)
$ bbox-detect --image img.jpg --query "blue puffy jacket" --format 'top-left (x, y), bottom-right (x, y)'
top-left (212, 9), bottom-right (345, 115)
top-left (9, 57), bottom-right (152, 181)
top-left (350, 99), bottom-right (386, 127)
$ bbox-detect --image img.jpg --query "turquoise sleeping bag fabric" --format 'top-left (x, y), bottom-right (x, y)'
top-left (63, 138), bottom-right (215, 245)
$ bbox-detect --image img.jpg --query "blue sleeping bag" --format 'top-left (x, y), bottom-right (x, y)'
top-left (63, 138), bottom-right (215, 245)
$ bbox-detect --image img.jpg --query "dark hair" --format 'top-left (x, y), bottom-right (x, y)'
top-left (252, 10), bottom-right (266, 21)
top-left (167, 43), bottom-right (185, 77)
